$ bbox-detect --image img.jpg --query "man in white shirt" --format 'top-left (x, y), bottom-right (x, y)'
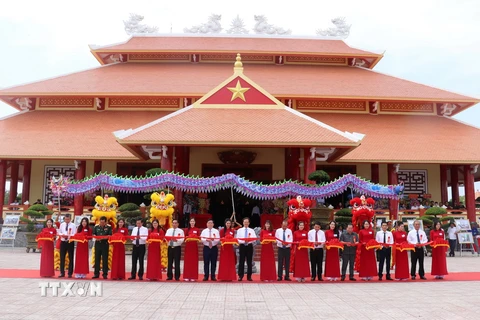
top-left (165, 219), bottom-right (185, 281)
top-left (236, 217), bottom-right (256, 281)
top-left (275, 219), bottom-right (293, 281)
top-left (200, 219), bottom-right (220, 281)
top-left (308, 221), bottom-right (326, 281)
top-left (376, 221), bottom-right (394, 281)
top-left (447, 222), bottom-right (459, 257)
top-left (59, 214), bottom-right (76, 278)
top-left (129, 218), bottom-right (149, 280)
top-left (407, 220), bottom-right (428, 280)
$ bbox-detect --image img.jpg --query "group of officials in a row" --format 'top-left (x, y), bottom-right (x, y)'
top-left (38, 214), bottom-right (448, 282)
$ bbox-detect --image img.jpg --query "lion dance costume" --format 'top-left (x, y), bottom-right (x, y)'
top-left (350, 195), bottom-right (375, 271)
top-left (287, 196), bottom-right (312, 272)
top-left (149, 191), bottom-right (176, 269)
top-left (90, 195), bottom-right (118, 270)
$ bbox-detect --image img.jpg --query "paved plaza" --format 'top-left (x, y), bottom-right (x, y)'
top-left (0, 248), bottom-right (479, 320)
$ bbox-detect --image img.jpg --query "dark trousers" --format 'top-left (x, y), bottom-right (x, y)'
top-left (167, 246), bottom-right (181, 280)
top-left (341, 253), bottom-right (355, 279)
top-left (410, 247), bottom-right (425, 277)
top-left (449, 239), bottom-right (456, 256)
top-left (60, 240), bottom-right (74, 276)
top-left (378, 247), bottom-right (391, 278)
top-left (309, 248), bottom-right (324, 279)
top-left (203, 245), bottom-right (218, 279)
top-left (238, 244), bottom-right (253, 279)
top-left (94, 241), bottom-right (109, 277)
top-left (131, 244), bottom-right (146, 278)
top-left (277, 247), bottom-right (291, 279)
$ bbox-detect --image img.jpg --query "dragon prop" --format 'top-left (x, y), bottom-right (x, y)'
top-left (149, 191), bottom-right (176, 269)
top-left (350, 195), bottom-right (375, 272)
top-left (90, 195), bottom-right (118, 270)
top-left (92, 195), bottom-right (118, 229)
top-left (351, 195), bottom-right (375, 234)
top-left (287, 196), bottom-right (312, 272)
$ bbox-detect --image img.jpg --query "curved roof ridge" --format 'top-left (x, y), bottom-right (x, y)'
top-left (360, 66), bottom-right (479, 103)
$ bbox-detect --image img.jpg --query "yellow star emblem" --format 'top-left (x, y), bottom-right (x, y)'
top-left (227, 80), bottom-right (250, 102)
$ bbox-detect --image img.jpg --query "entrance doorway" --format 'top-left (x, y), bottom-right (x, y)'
top-left (317, 165), bottom-right (356, 209)
top-left (202, 164), bottom-right (272, 227)
top-left (116, 162), bottom-right (158, 205)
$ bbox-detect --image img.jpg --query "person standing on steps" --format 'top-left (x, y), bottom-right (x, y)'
top-left (200, 219), bottom-right (220, 281)
top-left (339, 223), bottom-right (358, 281)
top-left (92, 216), bottom-right (112, 279)
top-left (275, 219), bottom-right (292, 281)
top-left (129, 218), bottom-right (148, 280)
top-left (165, 219), bottom-right (184, 281)
top-left (407, 220), bottom-right (428, 280)
top-left (59, 214), bottom-right (76, 278)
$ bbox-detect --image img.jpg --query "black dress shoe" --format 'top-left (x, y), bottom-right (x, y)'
top-left (203, 277), bottom-right (208, 281)
top-left (247, 278), bottom-right (252, 281)
top-left (420, 276), bottom-right (427, 280)
top-left (166, 277), bottom-right (173, 281)
top-left (386, 277), bottom-right (393, 281)
top-left (128, 277), bottom-right (135, 280)
top-left (138, 277), bottom-right (143, 280)
top-left (175, 278), bottom-right (180, 281)
top-left (58, 274), bottom-right (65, 278)
top-left (341, 277), bottom-right (345, 281)
top-left (211, 277), bottom-right (217, 281)
top-left (92, 275), bottom-right (99, 279)
top-left (103, 275), bottom-right (108, 279)
top-left (378, 277), bottom-right (383, 281)
top-left (318, 277), bottom-right (323, 281)
top-left (284, 278), bottom-right (291, 281)
top-left (311, 277), bottom-right (316, 281)
top-left (349, 278), bottom-right (356, 281)
top-left (68, 275), bottom-right (72, 278)
top-left (277, 278), bottom-right (282, 281)
top-left (238, 277), bottom-right (243, 281)
top-left (411, 276), bottom-right (416, 280)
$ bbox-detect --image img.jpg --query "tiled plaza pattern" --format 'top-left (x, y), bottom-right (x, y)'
top-left (0, 248), bottom-right (479, 320)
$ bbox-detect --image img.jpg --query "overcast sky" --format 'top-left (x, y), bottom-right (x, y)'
top-left (0, 0), bottom-right (479, 193)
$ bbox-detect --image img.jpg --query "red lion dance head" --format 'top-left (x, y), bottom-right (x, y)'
top-left (287, 196), bottom-right (312, 231)
top-left (350, 195), bottom-right (375, 233)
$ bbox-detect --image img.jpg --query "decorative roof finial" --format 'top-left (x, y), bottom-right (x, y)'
top-left (234, 53), bottom-right (243, 73)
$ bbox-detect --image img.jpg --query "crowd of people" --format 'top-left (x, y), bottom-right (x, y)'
top-left (37, 214), bottom-right (453, 282)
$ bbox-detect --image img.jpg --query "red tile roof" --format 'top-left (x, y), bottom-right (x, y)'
top-left (91, 35), bottom-right (379, 56)
top-left (116, 107), bottom-right (360, 147)
top-left (308, 113), bottom-right (480, 163)
top-left (1, 111), bottom-right (479, 163)
top-left (0, 111), bottom-right (168, 159)
top-left (1, 63), bottom-right (476, 102)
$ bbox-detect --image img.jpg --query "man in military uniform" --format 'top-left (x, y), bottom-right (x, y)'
top-left (92, 216), bottom-right (112, 279)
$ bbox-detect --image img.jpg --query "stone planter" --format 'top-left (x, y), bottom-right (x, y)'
top-left (24, 232), bottom-right (41, 253)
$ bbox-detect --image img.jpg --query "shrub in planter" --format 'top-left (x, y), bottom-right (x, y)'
top-left (421, 207), bottom-right (448, 226)
top-left (334, 208), bottom-right (352, 225)
top-left (307, 170), bottom-right (331, 185)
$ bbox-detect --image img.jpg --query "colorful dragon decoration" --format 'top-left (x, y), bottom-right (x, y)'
top-left (90, 195), bottom-right (118, 270)
top-left (149, 191), bottom-right (176, 268)
top-left (287, 195), bottom-right (312, 272)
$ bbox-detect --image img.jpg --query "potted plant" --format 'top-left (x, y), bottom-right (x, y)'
top-left (420, 207), bottom-right (449, 229)
top-left (118, 202), bottom-right (143, 253)
top-left (308, 170), bottom-right (331, 185)
top-left (334, 208), bottom-right (353, 226)
top-left (21, 204), bottom-right (52, 253)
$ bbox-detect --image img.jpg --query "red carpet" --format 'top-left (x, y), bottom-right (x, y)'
top-left (1, 268), bottom-right (480, 282)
